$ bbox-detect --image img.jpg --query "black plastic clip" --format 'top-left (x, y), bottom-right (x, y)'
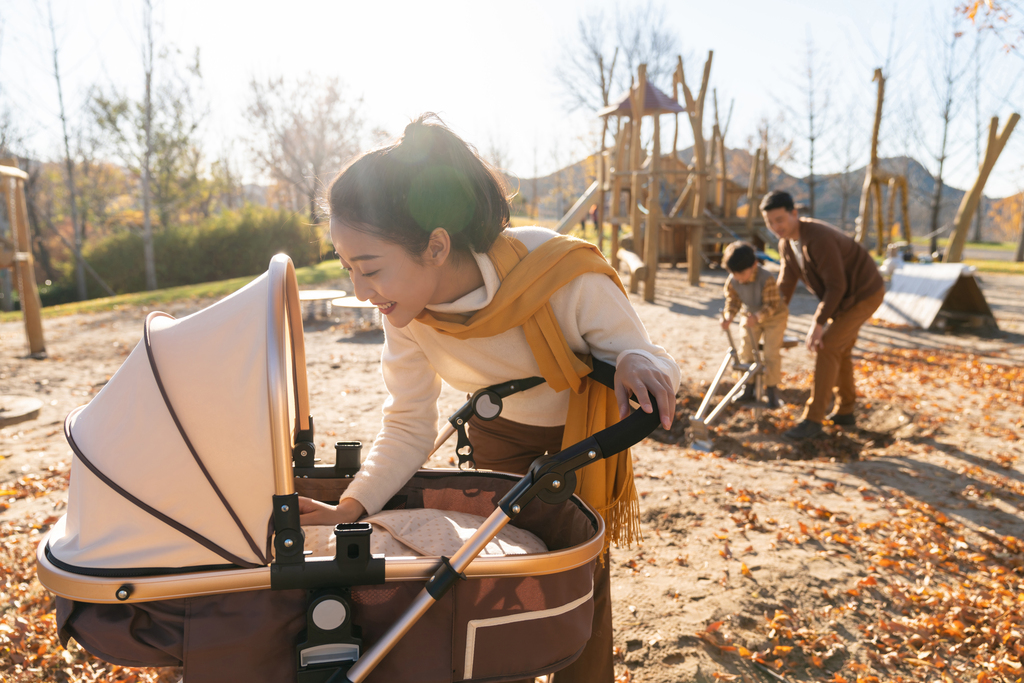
top-left (454, 421), bottom-right (475, 470)
top-left (425, 555), bottom-right (467, 600)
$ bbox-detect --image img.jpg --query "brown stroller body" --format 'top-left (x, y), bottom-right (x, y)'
top-left (36, 255), bottom-right (658, 682)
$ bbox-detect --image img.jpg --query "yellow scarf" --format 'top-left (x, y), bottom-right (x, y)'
top-left (415, 232), bottom-right (641, 549)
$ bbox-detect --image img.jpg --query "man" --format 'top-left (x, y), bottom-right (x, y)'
top-left (760, 190), bottom-right (884, 440)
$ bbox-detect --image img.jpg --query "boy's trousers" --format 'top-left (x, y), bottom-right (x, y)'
top-left (737, 309), bottom-right (789, 387)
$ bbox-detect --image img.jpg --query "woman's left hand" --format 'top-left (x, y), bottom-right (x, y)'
top-left (613, 354), bottom-right (676, 430)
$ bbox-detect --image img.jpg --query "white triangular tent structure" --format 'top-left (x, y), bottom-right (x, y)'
top-left (875, 263), bottom-right (998, 331)
top-left (47, 255), bottom-right (308, 571)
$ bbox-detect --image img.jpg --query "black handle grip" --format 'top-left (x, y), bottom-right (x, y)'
top-left (592, 396), bottom-right (661, 456)
top-left (587, 357), bottom-right (660, 455)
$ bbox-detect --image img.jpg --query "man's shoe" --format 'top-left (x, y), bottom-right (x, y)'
top-left (731, 384), bottom-right (756, 404)
top-left (784, 420), bottom-right (823, 440)
top-left (765, 386), bottom-right (783, 409)
top-left (827, 412), bottom-right (856, 426)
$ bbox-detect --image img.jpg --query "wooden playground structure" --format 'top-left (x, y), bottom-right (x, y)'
top-left (0, 162), bottom-right (46, 357)
top-left (854, 68), bottom-right (1019, 262)
top-left (555, 52), bottom-right (774, 301)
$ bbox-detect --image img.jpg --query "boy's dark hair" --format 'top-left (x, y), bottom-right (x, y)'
top-left (327, 113), bottom-right (511, 257)
top-left (723, 241), bottom-right (757, 273)
top-left (759, 190), bottom-right (795, 213)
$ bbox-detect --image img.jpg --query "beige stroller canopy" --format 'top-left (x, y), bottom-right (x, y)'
top-left (49, 254), bottom-right (307, 572)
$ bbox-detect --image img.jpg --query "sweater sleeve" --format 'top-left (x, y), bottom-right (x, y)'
top-left (809, 236), bottom-right (849, 326)
top-left (570, 273), bottom-right (681, 393)
top-left (777, 239), bottom-right (800, 305)
top-left (340, 319), bottom-right (443, 516)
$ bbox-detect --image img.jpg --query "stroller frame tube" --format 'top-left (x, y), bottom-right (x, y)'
top-left (344, 507), bottom-right (514, 683)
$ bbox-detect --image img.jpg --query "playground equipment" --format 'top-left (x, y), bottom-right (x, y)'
top-left (875, 263), bottom-right (998, 331)
top-left (557, 52), bottom-right (772, 301)
top-left (944, 113), bottom-right (1019, 263)
top-left (0, 162), bottom-right (45, 357)
top-left (855, 69), bottom-right (913, 256)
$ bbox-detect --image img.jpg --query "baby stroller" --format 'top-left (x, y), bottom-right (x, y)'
top-left (36, 255), bottom-right (660, 683)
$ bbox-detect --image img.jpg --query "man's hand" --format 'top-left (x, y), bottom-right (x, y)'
top-left (614, 353), bottom-right (677, 430)
top-left (744, 313), bottom-right (759, 329)
top-left (299, 496), bottom-right (366, 526)
top-left (720, 317), bottom-right (732, 331)
top-left (805, 323), bottom-right (825, 352)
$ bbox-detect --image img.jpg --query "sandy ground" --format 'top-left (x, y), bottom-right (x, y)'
top-left (2, 265), bottom-right (1023, 682)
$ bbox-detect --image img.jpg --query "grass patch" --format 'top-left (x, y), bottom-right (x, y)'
top-left (0, 260), bottom-right (347, 323)
top-left (910, 237), bottom-right (1018, 252)
top-left (964, 259), bottom-right (1024, 275)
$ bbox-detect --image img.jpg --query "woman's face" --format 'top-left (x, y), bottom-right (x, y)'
top-left (330, 220), bottom-right (442, 328)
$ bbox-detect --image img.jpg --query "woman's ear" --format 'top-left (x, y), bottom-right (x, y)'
top-left (425, 228), bottom-right (452, 265)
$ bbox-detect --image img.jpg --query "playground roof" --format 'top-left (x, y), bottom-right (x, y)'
top-left (597, 80), bottom-right (685, 118)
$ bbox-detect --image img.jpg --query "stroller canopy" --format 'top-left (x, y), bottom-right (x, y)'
top-left (48, 255), bottom-right (308, 572)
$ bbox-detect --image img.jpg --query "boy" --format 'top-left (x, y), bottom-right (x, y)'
top-left (720, 240), bottom-right (788, 408)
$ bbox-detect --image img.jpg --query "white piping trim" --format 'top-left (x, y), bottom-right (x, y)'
top-left (463, 587), bottom-right (594, 679)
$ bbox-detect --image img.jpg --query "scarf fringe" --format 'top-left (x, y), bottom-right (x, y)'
top-left (595, 477), bottom-right (643, 552)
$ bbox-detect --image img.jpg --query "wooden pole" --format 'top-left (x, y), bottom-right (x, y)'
top-left (872, 181), bottom-right (885, 255)
top-left (644, 114), bottom-right (662, 302)
top-left (2, 169), bottom-right (46, 356)
top-left (745, 148), bottom-right (762, 236)
top-left (856, 69), bottom-right (885, 245)
top-left (610, 121), bottom-right (629, 271)
top-left (1014, 192), bottom-right (1024, 262)
top-left (945, 113), bottom-right (1020, 262)
top-left (899, 177), bottom-right (911, 242)
top-left (675, 51), bottom-right (713, 286)
top-left (886, 177), bottom-right (897, 245)
top-left (629, 67), bottom-right (647, 259)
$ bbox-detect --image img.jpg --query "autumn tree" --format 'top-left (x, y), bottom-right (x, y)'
top-left (90, 0), bottom-right (205, 290)
top-left (960, 0), bottom-right (1024, 58)
top-left (924, 11), bottom-right (972, 254)
top-left (244, 74), bottom-right (363, 224)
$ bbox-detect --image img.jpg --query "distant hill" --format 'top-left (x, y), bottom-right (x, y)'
top-left (513, 147), bottom-right (1002, 242)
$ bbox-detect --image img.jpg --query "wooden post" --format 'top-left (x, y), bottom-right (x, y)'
top-left (898, 177), bottom-right (911, 242)
top-left (759, 146), bottom-right (769, 194)
top-left (644, 113), bottom-right (662, 302)
top-left (946, 113), bottom-right (1020, 262)
top-left (745, 148), bottom-right (762, 236)
top-left (885, 177), bottom-right (897, 244)
top-left (629, 68), bottom-right (647, 260)
top-left (596, 149), bottom-right (605, 254)
top-left (856, 69), bottom-right (885, 245)
top-left (610, 121), bottom-right (629, 271)
top-left (1, 166), bottom-right (46, 356)
top-left (717, 124), bottom-right (727, 213)
top-left (675, 51), bottom-right (713, 286)
top-left (872, 181), bottom-right (885, 255)
top-left (1014, 193), bottom-right (1024, 262)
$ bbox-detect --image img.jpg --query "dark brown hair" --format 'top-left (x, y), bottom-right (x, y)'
top-left (759, 190), bottom-right (794, 213)
top-left (327, 113), bottom-right (511, 257)
top-left (723, 240), bottom-right (756, 273)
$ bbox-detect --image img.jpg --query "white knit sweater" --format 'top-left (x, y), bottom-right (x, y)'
top-left (342, 227), bottom-right (682, 515)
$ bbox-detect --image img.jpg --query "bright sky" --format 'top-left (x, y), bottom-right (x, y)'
top-left (2, 0), bottom-right (1023, 197)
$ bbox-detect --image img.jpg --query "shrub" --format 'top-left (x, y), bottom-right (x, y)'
top-left (78, 206), bottom-right (325, 297)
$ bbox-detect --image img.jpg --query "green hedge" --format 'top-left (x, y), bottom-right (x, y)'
top-left (56, 206), bottom-right (326, 302)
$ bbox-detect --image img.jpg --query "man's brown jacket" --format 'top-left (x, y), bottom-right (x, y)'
top-left (778, 218), bottom-right (884, 327)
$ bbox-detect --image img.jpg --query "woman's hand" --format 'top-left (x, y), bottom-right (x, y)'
top-left (298, 496), bottom-right (366, 526)
top-left (613, 354), bottom-right (676, 430)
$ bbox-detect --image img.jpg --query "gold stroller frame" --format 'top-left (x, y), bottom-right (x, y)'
top-left (35, 254), bottom-right (656, 683)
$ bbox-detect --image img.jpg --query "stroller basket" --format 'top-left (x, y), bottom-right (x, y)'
top-left (36, 255), bottom-right (630, 683)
